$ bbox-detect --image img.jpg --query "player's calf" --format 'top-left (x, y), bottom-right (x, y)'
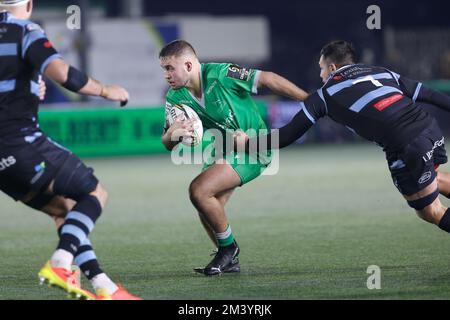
top-left (54, 194), bottom-right (103, 266)
top-left (48, 155), bottom-right (104, 269)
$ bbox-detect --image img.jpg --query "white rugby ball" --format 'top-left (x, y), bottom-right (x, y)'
top-left (168, 104), bottom-right (203, 147)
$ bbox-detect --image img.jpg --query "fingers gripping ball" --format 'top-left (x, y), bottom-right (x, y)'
top-left (168, 104), bottom-right (203, 147)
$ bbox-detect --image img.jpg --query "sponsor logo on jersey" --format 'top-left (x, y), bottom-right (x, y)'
top-left (34, 162), bottom-right (46, 173)
top-left (0, 156), bottom-right (16, 171)
top-left (418, 171), bottom-right (432, 184)
top-left (207, 81), bottom-right (218, 94)
top-left (170, 107), bottom-right (178, 120)
top-left (227, 65), bottom-right (250, 81)
top-left (422, 137), bottom-right (445, 163)
top-left (30, 162), bottom-right (46, 184)
top-left (373, 94), bottom-right (403, 111)
top-left (44, 41), bottom-right (53, 49)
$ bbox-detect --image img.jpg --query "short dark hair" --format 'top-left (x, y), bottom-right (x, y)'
top-left (320, 40), bottom-right (357, 67)
top-left (159, 40), bottom-right (197, 59)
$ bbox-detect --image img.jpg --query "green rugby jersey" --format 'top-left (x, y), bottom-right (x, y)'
top-left (164, 63), bottom-right (267, 135)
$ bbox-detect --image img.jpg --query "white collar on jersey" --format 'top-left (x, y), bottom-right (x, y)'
top-left (333, 64), bottom-right (356, 75)
top-left (324, 64), bottom-right (357, 84)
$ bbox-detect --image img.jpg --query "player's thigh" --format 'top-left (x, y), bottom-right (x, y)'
top-left (230, 160), bottom-right (270, 188)
top-left (0, 134), bottom-right (70, 204)
top-left (403, 177), bottom-right (438, 201)
top-left (191, 160), bottom-right (241, 198)
top-left (224, 151), bottom-right (271, 186)
top-left (387, 127), bottom-right (444, 197)
top-left (46, 150), bottom-right (100, 202)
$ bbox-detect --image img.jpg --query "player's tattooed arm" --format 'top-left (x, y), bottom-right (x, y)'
top-left (258, 71), bottom-right (309, 101)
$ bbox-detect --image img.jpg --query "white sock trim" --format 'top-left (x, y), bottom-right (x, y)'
top-left (50, 249), bottom-right (74, 270)
top-left (216, 225), bottom-right (232, 240)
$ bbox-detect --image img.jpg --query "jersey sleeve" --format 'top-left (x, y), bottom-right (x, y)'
top-left (302, 91), bottom-right (328, 123)
top-left (22, 23), bottom-right (62, 74)
top-left (389, 71), bottom-right (422, 101)
top-left (247, 92), bottom-right (326, 151)
top-left (390, 70), bottom-right (450, 111)
top-left (273, 92), bottom-right (326, 148)
top-left (219, 63), bottom-right (261, 95)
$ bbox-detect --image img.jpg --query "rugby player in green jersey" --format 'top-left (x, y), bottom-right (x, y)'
top-left (160, 40), bottom-right (308, 276)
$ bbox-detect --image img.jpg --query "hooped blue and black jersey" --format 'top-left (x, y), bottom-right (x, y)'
top-left (0, 11), bottom-right (61, 137)
top-left (269, 64), bottom-right (450, 152)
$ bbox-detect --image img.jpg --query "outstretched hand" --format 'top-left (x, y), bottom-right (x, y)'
top-left (101, 85), bottom-right (130, 107)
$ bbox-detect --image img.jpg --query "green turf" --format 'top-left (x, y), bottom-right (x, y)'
top-left (1, 143), bottom-right (450, 300)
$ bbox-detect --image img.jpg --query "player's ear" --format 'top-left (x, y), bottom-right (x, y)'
top-left (27, 0), bottom-right (33, 12)
top-left (329, 63), bottom-right (338, 73)
top-left (185, 61), bottom-right (193, 72)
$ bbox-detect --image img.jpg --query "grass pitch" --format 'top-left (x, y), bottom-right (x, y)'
top-left (1, 143), bottom-right (450, 300)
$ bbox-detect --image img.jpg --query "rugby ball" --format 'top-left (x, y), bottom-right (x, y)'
top-left (168, 104), bottom-right (203, 147)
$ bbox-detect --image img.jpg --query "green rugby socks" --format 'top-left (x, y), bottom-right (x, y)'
top-left (216, 225), bottom-right (235, 247)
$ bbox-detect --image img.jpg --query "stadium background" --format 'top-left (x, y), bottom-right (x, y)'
top-left (1, 0), bottom-right (450, 300)
top-left (34, 0), bottom-right (450, 157)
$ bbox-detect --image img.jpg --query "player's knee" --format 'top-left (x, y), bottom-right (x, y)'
top-left (189, 181), bottom-right (201, 205)
top-left (37, 195), bottom-right (74, 218)
top-left (43, 203), bottom-right (66, 218)
top-left (53, 216), bottom-right (65, 230)
top-left (90, 184), bottom-right (108, 210)
top-left (53, 198), bottom-right (74, 217)
top-left (189, 180), bottom-right (209, 206)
